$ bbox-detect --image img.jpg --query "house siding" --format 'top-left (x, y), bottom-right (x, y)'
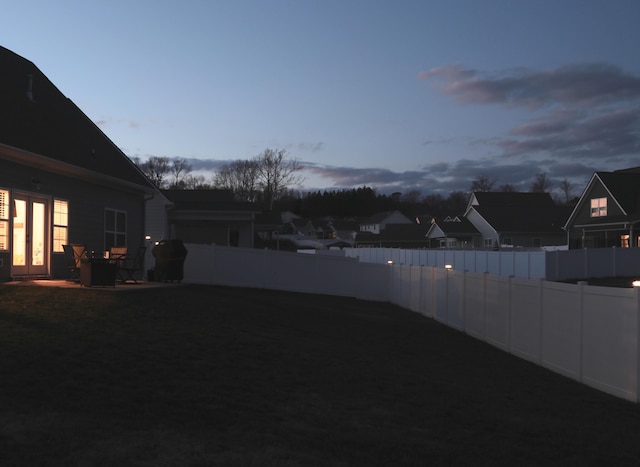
top-left (0, 157), bottom-right (146, 280)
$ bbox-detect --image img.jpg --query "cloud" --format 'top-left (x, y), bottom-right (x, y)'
top-left (298, 142), bottom-right (325, 153)
top-left (419, 62), bottom-right (640, 108)
top-left (94, 117), bottom-right (140, 129)
top-left (498, 107), bottom-right (640, 159)
top-left (420, 62), bottom-right (640, 165)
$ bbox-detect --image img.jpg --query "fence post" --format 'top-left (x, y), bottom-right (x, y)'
top-left (636, 287), bottom-right (640, 403)
top-left (538, 278), bottom-right (544, 365)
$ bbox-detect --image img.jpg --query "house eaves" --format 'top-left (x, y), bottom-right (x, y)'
top-left (0, 142), bottom-right (155, 195)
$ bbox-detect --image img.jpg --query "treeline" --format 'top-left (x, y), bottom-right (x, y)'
top-left (273, 187), bottom-right (470, 219)
top-left (133, 153), bottom-right (577, 219)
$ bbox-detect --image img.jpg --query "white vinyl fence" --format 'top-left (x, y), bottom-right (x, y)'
top-left (342, 246), bottom-right (640, 281)
top-left (183, 244), bottom-right (640, 403)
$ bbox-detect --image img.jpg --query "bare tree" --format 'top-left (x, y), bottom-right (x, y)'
top-left (256, 148), bottom-right (304, 210)
top-left (168, 157), bottom-right (192, 189)
top-left (530, 173), bottom-right (552, 193)
top-left (137, 156), bottom-right (171, 188)
top-left (498, 183), bottom-right (517, 192)
top-left (213, 159), bottom-right (261, 202)
top-left (471, 174), bottom-right (497, 192)
top-left (182, 174), bottom-right (211, 189)
top-left (559, 178), bottom-right (573, 205)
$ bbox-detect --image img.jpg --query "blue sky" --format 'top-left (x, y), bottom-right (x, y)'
top-left (3, 0), bottom-right (640, 198)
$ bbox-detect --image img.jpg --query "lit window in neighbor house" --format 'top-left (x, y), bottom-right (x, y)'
top-left (590, 197), bottom-right (607, 217)
top-left (0, 189), bottom-right (8, 251)
top-left (52, 199), bottom-right (68, 253)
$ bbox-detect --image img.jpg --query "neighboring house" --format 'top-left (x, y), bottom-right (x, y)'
top-left (326, 218), bottom-right (359, 245)
top-left (151, 189), bottom-right (261, 248)
top-left (359, 210), bottom-right (413, 234)
top-left (563, 167), bottom-right (640, 249)
top-left (355, 223), bottom-right (430, 248)
top-left (464, 192), bottom-right (569, 248)
top-left (426, 216), bottom-right (480, 248)
top-left (0, 46), bottom-right (156, 281)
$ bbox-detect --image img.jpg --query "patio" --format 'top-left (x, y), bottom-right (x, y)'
top-left (2, 279), bottom-right (183, 291)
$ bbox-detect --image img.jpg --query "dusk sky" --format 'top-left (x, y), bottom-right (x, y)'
top-left (4, 1), bottom-right (640, 198)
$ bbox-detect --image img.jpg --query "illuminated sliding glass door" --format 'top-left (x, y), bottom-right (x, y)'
top-left (12, 194), bottom-right (49, 276)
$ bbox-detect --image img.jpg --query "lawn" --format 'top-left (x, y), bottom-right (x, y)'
top-left (1, 284), bottom-right (640, 466)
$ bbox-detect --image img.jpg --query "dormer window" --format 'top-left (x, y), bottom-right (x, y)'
top-left (590, 197), bottom-right (607, 217)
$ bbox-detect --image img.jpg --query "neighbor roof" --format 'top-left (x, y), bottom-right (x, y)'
top-left (162, 189), bottom-right (259, 212)
top-left (0, 46), bottom-right (154, 190)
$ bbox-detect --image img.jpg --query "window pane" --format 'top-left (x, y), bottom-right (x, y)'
top-left (0, 220), bottom-right (7, 250)
top-left (105, 210), bottom-right (115, 231)
top-left (116, 212), bottom-right (126, 233)
top-left (53, 199), bottom-right (68, 226)
top-left (53, 226), bottom-right (67, 253)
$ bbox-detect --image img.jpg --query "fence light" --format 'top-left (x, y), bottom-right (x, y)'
top-left (444, 264), bottom-right (453, 270)
top-left (387, 260), bottom-right (393, 265)
top-left (632, 280), bottom-right (640, 287)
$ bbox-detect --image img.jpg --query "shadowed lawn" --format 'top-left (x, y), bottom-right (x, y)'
top-left (1, 284), bottom-right (640, 466)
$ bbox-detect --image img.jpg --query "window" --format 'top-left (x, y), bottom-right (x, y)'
top-left (503, 238), bottom-right (512, 246)
top-left (52, 199), bottom-right (68, 253)
top-left (590, 197), bottom-right (607, 217)
top-left (484, 238), bottom-right (493, 248)
top-left (0, 189), bottom-right (8, 250)
top-left (104, 209), bottom-right (126, 250)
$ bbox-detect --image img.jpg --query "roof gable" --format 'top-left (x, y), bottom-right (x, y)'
top-left (0, 46), bottom-right (153, 190)
top-left (564, 170), bottom-right (640, 228)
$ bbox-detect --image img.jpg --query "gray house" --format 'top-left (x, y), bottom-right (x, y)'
top-left (464, 192), bottom-right (569, 248)
top-left (0, 46), bottom-right (155, 280)
top-left (563, 168), bottom-right (640, 248)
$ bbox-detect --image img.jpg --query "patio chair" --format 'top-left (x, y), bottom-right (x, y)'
top-left (67, 243), bottom-right (88, 280)
top-left (63, 244), bottom-right (84, 280)
top-left (115, 246), bottom-right (146, 283)
top-left (109, 246), bottom-right (128, 268)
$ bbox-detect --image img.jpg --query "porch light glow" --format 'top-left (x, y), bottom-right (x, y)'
top-left (632, 280), bottom-right (640, 287)
top-left (445, 264), bottom-right (453, 270)
top-left (387, 260), bottom-right (393, 265)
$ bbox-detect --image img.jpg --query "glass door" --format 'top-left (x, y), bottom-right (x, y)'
top-left (12, 194), bottom-right (49, 276)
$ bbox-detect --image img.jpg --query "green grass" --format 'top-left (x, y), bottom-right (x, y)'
top-left (1, 284), bottom-right (640, 466)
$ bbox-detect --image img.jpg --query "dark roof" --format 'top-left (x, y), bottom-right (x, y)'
top-left (473, 205), bottom-right (571, 233)
top-left (162, 189), bottom-right (259, 212)
top-left (361, 210), bottom-right (412, 224)
top-left (472, 192), bottom-right (555, 208)
top-left (431, 217), bottom-right (479, 235)
top-left (596, 171), bottom-right (640, 216)
top-left (0, 46), bottom-right (153, 190)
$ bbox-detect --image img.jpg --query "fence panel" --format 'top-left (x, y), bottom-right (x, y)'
top-left (540, 281), bottom-right (582, 380)
top-left (354, 262), bottom-right (390, 302)
top-left (419, 267), bottom-right (435, 318)
top-left (581, 286), bottom-right (638, 401)
top-left (446, 270), bottom-right (465, 331)
top-left (510, 279), bottom-right (542, 364)
top-left (463, 272), bottom-right (486, 340)
top-left (408, 265), bottom-right (423, 313)
top-left (484, 275), bottom-right (511, 351)
top-left (432, 267), bottom-right (449, 324)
